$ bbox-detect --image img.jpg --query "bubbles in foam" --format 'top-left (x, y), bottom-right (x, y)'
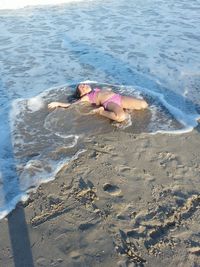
top-left (53, 134), bottom-right (79, 148)
top-left (0, 0), bottom-right (89, 10)
top-left (0, 193), bottom-right (29, 220)
top-left (19, 158), bottom-right (67, 191)
top-left (27, 96), bottom-right (45, 112)
top-left (112, 113), bottom-right (132, 129)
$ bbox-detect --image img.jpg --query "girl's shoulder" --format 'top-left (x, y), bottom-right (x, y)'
top-left (80, 95), bottom-right (90, 102)
top-left (93, 87), bottom-right (101, 92)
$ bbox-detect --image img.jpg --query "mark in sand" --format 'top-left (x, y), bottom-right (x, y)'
top-left (103, 183), bottom-right (122, 196)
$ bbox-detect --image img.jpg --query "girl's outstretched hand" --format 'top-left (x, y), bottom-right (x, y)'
top-left (48, 102), bottom-right (71, 110)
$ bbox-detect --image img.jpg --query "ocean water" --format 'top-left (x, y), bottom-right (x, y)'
top-left (0, 0), bottom-right (200, 219)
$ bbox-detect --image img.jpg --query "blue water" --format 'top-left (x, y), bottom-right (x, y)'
top-left (0, 0), bottom-right (200, 219)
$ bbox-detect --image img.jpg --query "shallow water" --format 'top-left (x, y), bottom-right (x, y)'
top-left (0, 0), bottom-right (200, 218)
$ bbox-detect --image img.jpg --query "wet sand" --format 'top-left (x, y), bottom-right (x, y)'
top-left (0, 127), bottom-right (200, 267)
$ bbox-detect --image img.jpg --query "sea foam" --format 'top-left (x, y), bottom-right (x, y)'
top-left (0, 0), bottom-right (89, 10)
top-left (27, 96), bottom-right (45, 112)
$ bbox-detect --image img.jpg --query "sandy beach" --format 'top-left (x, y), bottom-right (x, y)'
top-left (0, 126), bottom-right (200, 267)
top-left (0, 0), bottom-right (200, 266)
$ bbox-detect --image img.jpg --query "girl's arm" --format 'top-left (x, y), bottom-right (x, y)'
top-left (48, 102), bottom-right (71, 110)
top-left (48, 95), bottom-right (89, 110)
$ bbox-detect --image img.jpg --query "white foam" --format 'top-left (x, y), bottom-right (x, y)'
top-left (20, 148), bottom-right (86, 191)
top-left (0, 193), bottom-right (29, 220)
top-left (0, 149), bottom-right (86, 220)
top-left (10, 99), bottom-right (27, 128)
top-left (20, 158), bottom-right (66, 191)
top-left (27, 96), bottom-right (45, 112)
top-left (112, 113), bottom-right (132, 129)
top-left (53, 134), bottom-right (79, 148)
top-left (151, 126), bottom-right (195, 135)
top-left (0, 0), bottom-right (90, 10)
top-left (134, 85), bottom-right (200, 134)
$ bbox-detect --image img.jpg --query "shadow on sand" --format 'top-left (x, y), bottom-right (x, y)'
top-left (0, 84), bottom-right (34, 267)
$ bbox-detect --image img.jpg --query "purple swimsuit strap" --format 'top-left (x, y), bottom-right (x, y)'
top-left (87, 88), bottom-right (101, 104)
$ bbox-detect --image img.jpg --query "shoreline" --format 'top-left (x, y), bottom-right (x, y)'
top-left (0, 128), bottom-right (200, 267)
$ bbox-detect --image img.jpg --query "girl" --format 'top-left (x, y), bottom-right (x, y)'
top-left (48, 83), bottom-right (148, 122)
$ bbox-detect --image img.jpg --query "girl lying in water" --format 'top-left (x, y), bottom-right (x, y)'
top-left (48, 83), bottom-right (148, 122)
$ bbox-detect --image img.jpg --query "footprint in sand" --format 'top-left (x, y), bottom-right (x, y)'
top-left (103, 183), bottom-right (122, 196)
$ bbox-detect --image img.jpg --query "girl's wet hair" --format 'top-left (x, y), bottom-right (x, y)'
top-left (74, 84), bottom-right (81, 99)
top-left (74, 83), bottom-right (93, 99)
top-left (67, 84), bottom-right (81, 103)
top-left (69, 83), bottom-right (93, 103)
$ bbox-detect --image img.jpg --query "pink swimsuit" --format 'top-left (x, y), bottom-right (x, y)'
top-left (87, 88), bottom-right (101, 104)
top-left (87, 88), bottom-right (122, 109)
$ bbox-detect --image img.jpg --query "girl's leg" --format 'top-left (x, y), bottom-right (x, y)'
top-left (92, 103), bottom-right (126, 122)
top-left (121, 96), bottom-right (148, 110)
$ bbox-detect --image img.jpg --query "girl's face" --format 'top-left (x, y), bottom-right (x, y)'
top-left (78, 84), bottom-right (92, 96)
